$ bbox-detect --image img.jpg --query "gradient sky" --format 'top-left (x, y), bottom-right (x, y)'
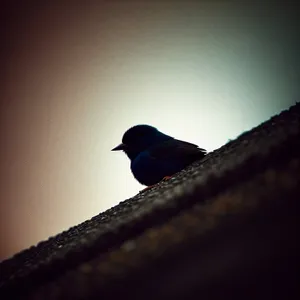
top-left (0, 1), bottom-right (299, 261)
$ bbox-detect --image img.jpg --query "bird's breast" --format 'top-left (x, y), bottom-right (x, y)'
top-left (130, 151), bottom-right (183, 186)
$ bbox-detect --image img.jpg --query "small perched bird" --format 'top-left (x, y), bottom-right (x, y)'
top-left (112, 125), bottom-right (206, 187)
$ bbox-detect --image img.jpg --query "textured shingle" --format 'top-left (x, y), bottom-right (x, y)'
top-left (1, 103), bottom-right (300, 299)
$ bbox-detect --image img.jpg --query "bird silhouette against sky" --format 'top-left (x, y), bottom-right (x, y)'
top-left (112, 125), bottom-right (206, 189)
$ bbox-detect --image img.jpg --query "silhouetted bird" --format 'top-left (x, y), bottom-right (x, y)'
top-left (112, 125), bottom-right (206, 188)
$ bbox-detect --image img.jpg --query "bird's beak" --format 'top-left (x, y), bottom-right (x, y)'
top-left (111, 143), bottom-right (126, 151)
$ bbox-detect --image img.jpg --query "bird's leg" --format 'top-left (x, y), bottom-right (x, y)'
top-left (139, 176), bottom-right (173, 193)
top-left (139, 185), bottom-right (156, 192)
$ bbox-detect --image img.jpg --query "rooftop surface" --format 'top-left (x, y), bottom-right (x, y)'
top-left (1, 102), bottom-right (300, 299)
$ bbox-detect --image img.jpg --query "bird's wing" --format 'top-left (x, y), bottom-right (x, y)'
top-left (149, 139), bottom-right (206, 162)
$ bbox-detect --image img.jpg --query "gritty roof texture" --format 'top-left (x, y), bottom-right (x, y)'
top-left (0, 103), bottom-right (300, 300)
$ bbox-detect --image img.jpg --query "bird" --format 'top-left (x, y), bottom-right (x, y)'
top-left (112, 125), bottom-right (206, 188)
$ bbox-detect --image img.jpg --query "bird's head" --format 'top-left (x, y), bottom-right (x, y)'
top-left (112, 124), bottom-right (172, 160)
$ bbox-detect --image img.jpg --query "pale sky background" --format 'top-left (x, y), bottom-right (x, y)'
top-left (0, 1), bottom-right (299, 260)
